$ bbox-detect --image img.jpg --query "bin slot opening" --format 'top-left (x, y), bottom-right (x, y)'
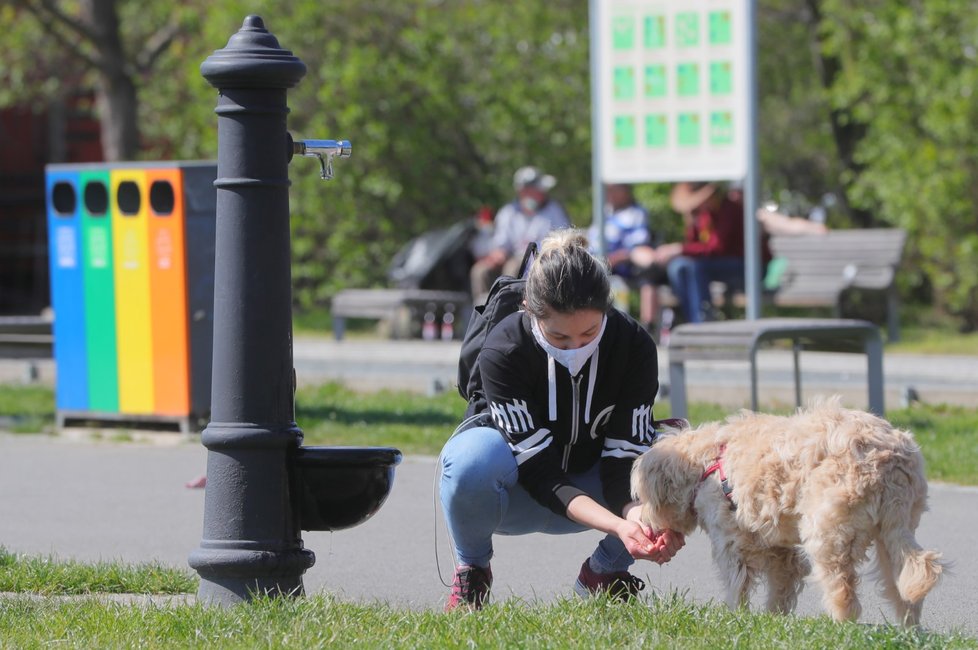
top-left (117, 181), bottom-right (142, 216)
top-left (84, 181), bottom-right (109, 216)
top-left (51, 182), bottom-right (77, 215)
top-left (149, 181), bottom-right (175, 216)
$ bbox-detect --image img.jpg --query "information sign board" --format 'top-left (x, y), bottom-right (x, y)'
top-left (597, 1), bottom-right (748, 182)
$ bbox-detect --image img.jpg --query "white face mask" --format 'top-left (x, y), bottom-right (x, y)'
top-left (519, 196), bottom-right (540, 214)
top-left (531, 315), bottom-right (607, 376)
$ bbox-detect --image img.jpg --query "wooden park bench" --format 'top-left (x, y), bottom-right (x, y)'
top-left (330, 288), bottom-right (471, 340)
top-left (0, 315), bottom-right (53, 381)
top-left (654, 228), bottom-right (907, 341)
top-left (766, 228), bottom-right (907, 341)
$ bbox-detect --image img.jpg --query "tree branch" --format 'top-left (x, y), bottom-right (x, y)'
top-left (14, 0), bottom-right (105, 70)
top-left (24, 0), bottom-right (102, 46)
top-left (136, 22), bottom-right (181, 74)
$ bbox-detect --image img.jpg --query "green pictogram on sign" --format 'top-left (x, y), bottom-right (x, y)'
top-left (614, 116), bottom-right (637, 148)
top-left (644, 65), bottom-right (667, 98)
top-left (645, 114), bottom-right (668, 147)
top-left (644, 15), bottom-right (666, 48)
top-left (675, 12), bottom-right (699, 47)
top-left (709, 11), bottom-right (732, 45)
top-left (613, 66), bottom-right (636, 100)
top-left (678, 113), bottom-right (701, 146)
top-left (677, 63), bottom-right (699, 97)
top-left (710, 61), bottom-right (733, 95)
top-left (710, 111), bottom-right (734, 145)
top-left (612, 16), bottom-right (634, 50)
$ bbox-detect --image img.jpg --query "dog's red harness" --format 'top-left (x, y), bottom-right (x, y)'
top-left (694, 444), bottom-right (736, 512)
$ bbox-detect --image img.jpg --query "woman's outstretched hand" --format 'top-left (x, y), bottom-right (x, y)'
top-left (620, 501), bottom-right (686, 563)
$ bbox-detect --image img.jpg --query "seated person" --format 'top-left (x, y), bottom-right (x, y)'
top-left (588, 183), bottom-right (668, 332)
top-left (651, 182), bottom-right (747, 324)
top-left (470, 166), bottom-right (570, 304)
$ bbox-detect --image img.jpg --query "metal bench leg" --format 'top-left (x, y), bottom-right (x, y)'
top-left (749, 347), bottom-right (760, 412)
top-left (668, 360), bottom-right (689, 419)
top-left (887, 285), bottom-right (901, 342)
top-left (333, 316), bottom-right (346, 341)
top-left (865, 333), bottom-right (885, 415)
top-left (792, 340), bottom-right (802, 408)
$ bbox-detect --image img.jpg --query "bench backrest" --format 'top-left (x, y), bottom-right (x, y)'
top-left (768, 228), bottom-right (906, 305)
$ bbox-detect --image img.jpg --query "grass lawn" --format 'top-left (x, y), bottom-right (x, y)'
top-left (2, 379), bottom-right (976, 647)
top-left (0, 382), bottom-right (975, 485)
top-left (0, 383), bottom-right (54, 433)
top-left (0, 548), bottom-right (195, 595)
top-left (1, 585), bottom-right (975, 648)
top-left (888, 324), bottom-right (978, 356)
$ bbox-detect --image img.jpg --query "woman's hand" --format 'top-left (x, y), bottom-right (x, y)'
top-left (650, 528), bottom-right (686, 563)
top-left (566, 496), bottom-right (686, 564)
top-left (615, 519), bottom-right (666, 560)
top-left (621, 501), bottom-right (686, 564)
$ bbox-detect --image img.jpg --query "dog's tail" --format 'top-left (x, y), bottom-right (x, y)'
top-left (876, 469), bottom-right (945, 608)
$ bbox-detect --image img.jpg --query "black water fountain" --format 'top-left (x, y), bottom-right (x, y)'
top-left (188, 15), bottom-right (401, 606)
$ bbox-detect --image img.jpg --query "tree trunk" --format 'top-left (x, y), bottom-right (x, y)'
top-left (83, 0), bottom-right (140, 160)
top-left (803, 0), bottom-right (874, 227)
top-left (95, 73), bottom-right (139, 161)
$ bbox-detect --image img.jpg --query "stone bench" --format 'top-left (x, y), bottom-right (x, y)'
top-left (330, 288), bottom-right (471, 340)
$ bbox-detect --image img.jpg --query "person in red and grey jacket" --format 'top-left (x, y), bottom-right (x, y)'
top-left (652, 182), bottom-right (748, 323)
top-left (439, 229), bottom-right (685, 612)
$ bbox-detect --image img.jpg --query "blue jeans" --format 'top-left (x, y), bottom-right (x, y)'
top-left (439, 421), bottom-right (633, 573)
top-left (666, 255), bottom-right (744, 323)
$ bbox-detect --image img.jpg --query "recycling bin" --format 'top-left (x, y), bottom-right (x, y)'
top-left (45, 162), bottom-right (217, 431)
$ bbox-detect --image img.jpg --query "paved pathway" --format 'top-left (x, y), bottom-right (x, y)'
top-left (7, 337), bottom-right (978, 408)
top-left (0, 433), bottom-right (973, 636)
top-left (289, 337), bottom-right (978, 409)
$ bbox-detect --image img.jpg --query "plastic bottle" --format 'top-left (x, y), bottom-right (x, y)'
top-left (422, 302), bottom-right (438, 340)
top-left (441, 303), bottom-right (456, 341)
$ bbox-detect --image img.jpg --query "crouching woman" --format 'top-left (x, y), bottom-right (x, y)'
top-left (439, 229), bottom-right (685, 611)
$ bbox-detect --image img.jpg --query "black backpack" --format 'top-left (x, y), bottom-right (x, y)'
top-left (457, 242), bottom-right (537, 405)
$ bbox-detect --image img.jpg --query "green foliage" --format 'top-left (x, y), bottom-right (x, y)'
top-left (6, 1), bottom-right (978, 325)
top-left (278, 0), bottom-right (594, 307)
top-left (819, 1), bottom-right (978, 328)
top-left (0, 547), bottom-right (197, 595)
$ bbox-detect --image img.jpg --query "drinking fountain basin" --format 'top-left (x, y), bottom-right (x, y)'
top-left (293, 446), bottom-right (402, 531)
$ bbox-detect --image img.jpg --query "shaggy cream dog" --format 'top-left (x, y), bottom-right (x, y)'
top-left (631, 398), bottom-right (944, 625)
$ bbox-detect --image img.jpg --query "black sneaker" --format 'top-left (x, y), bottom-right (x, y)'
top-left (573, 558), bottom-right (645, 602)
top-left (445, 564), bottom-right (492, 612)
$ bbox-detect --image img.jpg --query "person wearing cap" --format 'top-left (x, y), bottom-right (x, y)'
top-left (650, 182), bottom-right (747, 323)
top-left (470, 166), bottom-right (571, 303)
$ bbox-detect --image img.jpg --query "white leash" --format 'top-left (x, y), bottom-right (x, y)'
top-left (432, 447), bottom-right (456, 588)
top-left (432, 412), bottom-right (484, 588)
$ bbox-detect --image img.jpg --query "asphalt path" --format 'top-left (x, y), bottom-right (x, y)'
top-left (1, 433), bottom-right (974, 637)
top-left (287, 338), bottom-right (978, 410)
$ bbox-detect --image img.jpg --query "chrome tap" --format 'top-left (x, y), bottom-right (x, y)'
top-left (291, 138), bottom-right (352, 180)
